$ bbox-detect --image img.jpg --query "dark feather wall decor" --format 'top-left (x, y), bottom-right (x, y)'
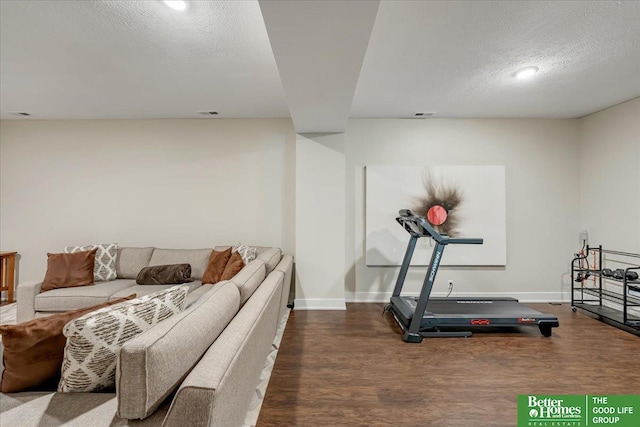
top-left (366, 165), bottom-right (506, 266)
top-left (413, 171), bottom-right (463, 236)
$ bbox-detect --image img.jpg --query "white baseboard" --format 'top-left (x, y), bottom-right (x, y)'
top-left (294, 298), bottom-right (347, 310)
top-left (345, 291), bottom-right (568, 303)
top-left (296, 292), bottom-right (570, 309)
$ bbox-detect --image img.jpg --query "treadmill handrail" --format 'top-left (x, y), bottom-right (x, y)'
top-left (397, 209), bottom-right (483, 245)
top-left (446, 237), bottom-right (483, 245)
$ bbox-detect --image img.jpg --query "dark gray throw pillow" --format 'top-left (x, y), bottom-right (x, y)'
top-left (136, 264), bottom-right (193, 285)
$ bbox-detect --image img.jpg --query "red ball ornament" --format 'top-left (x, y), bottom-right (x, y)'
top-left (426, 205), bottom-right (448, 226)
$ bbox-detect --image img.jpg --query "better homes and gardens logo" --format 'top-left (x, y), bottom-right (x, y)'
top-left (522, 395), bottom-right (583, 425)
top-left (518, 395), bottom-right (640, 427)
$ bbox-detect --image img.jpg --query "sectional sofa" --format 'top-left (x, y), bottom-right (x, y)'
top-left (1, 245), bottom-right (293, 427)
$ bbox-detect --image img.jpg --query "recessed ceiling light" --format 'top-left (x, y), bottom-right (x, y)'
top-left (198, 111), bottom-right (219, 116)
top-left (9, 112), bottom-right (31, 117)
top-left (414, 112), bottom-right (434, 118)
top-left (515, 66), bottom-right (539, 79)
top-left (163, 1), bottom-right (187, 11)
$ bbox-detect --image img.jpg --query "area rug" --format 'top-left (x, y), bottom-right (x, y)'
top-left (243, 307), bottom-right (290, 427)
top-left (0, 302), bottom-right (289, 426)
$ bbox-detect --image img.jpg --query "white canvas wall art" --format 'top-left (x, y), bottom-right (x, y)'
top-left (365, 165), bottom-right (507, 266)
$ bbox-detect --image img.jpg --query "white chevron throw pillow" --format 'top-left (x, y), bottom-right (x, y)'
top-left (58, 285), bottom-right (189, 392)
top-left (232, 243), bottom-right (257, 265)
top-left (64, 243), bottom-right (118, 281)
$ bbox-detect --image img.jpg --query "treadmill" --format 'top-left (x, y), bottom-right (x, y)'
top-left (387, 209), bottom-right (559, 343)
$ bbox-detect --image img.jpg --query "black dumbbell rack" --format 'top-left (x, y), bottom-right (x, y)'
top-left (571, 245), bottom-right (640, 336)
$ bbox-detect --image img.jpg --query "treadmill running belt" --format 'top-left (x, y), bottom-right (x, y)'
top-left (405, 298), bottom-right (549, 317)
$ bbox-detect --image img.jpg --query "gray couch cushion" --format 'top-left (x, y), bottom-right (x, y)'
top-left (108, 281), bottom-right (202, 301)
top-left (116, 282), bottom-right (240, 420)
top-left (116, 247), bottom-right (154, 279)
top-left (34, 280), bottom-right (137, 312)
top-left (148, 249), bottom-right (211, 280)
top-left (183, 283), bottom-right (214, 308)
top-left (255, 248), bottom-right (282, 274)
top-left (230, 260), bottom-right (266, 304)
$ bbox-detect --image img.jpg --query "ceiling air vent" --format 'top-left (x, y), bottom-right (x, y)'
top-left (198, 111), bottom-right (219, 116)
top-left (10, 112), bottom-right (31, 117)
top-left (413, 112), bottom-right (434, 118)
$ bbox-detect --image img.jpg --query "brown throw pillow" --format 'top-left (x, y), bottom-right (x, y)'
top-left (202, 248), bottom-right (232, 284)
top-left (220, 251), bottom-right (245, 281)
top-left (136, 263), bottom-right (193, 285)
top-left (41, 248), bottom-right (97, 292)
top-left (0, 295), bottom-right (135, 393)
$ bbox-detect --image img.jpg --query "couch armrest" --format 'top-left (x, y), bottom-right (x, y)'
top-left (16, 281), bottom-right (43, 323)
top-left (162, 272), bottom-right (283, 427)
top-left (273, 254), bottom-right (293, 322)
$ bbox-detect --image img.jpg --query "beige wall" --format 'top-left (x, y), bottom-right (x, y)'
top-left (579, 97), bottom-right (640, 253)
top-left (345, 118), bottom-right (581, 302)
top-left (0, 119), bottom-right (296, 283)
top-left (2, 109), bottom-right (637, 305)
top-left (295, 133), bottom-right (346, 309)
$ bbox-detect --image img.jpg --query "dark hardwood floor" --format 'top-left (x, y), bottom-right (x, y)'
top-left (258, 303), bottom-right (640, 427)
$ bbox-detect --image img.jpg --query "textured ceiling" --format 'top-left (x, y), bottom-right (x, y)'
top-left (1, 1), bottom-right (639, 127)
top-left (0, 0), bottom-right (288, 119)
top-left (351, 1), bottom-right (640, 118)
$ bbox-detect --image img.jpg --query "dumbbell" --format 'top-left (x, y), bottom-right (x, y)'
top-left (610, 269), bottom-right (639, 281)
top-left (625, 271), bottom-right (639, 281)
top-left (601, 268), bottom-right (614, 277)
